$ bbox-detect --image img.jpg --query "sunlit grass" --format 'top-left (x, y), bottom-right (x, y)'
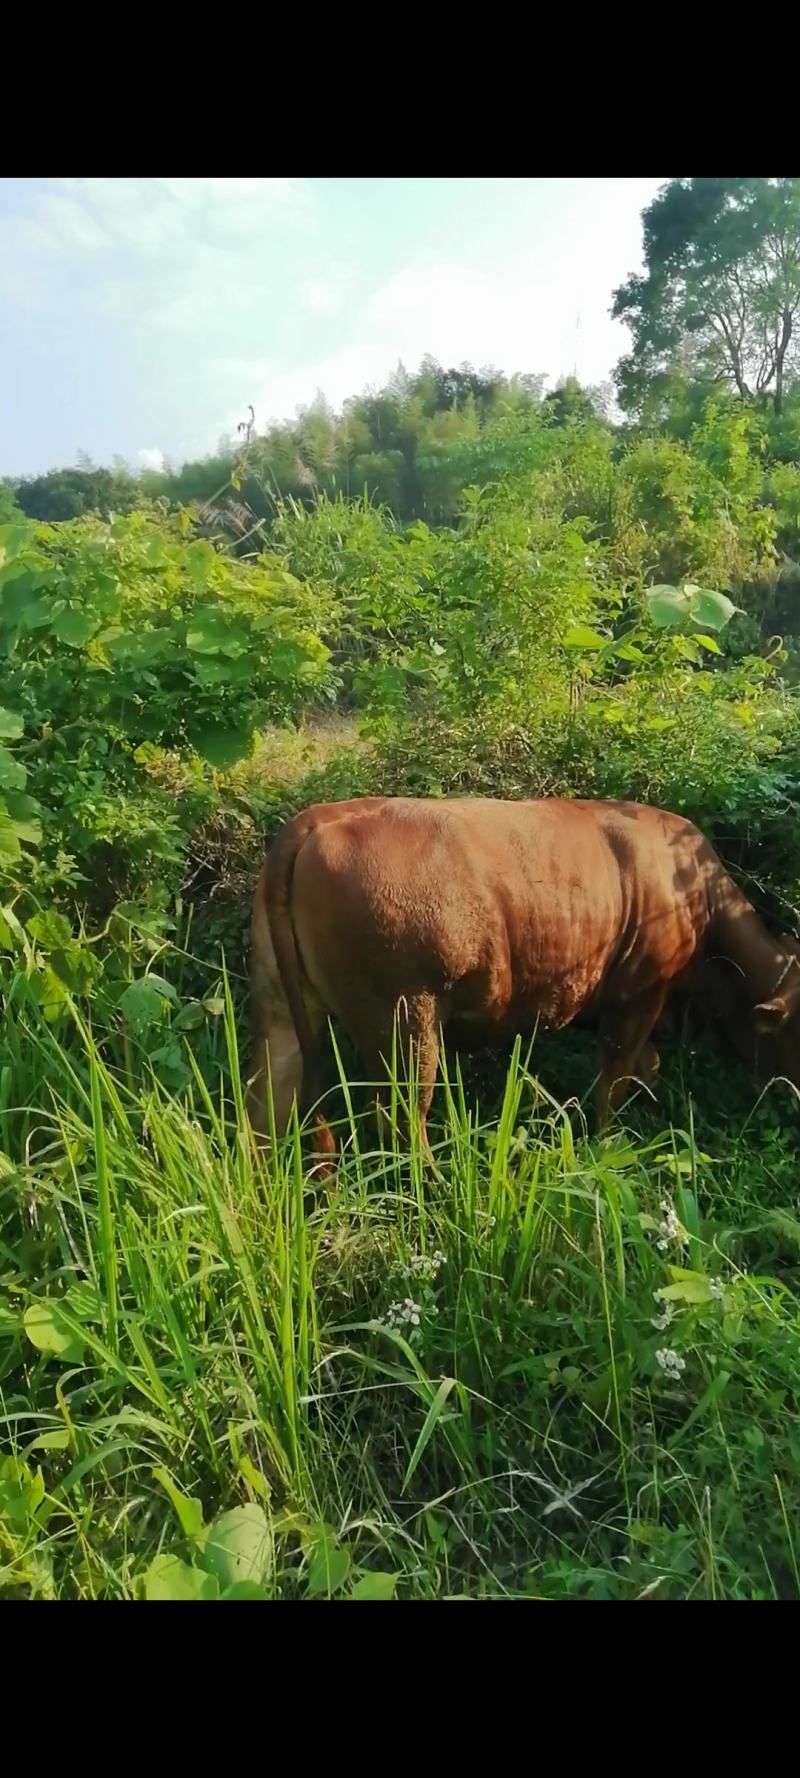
top-left (2, 997), bottom-right (800, 1599)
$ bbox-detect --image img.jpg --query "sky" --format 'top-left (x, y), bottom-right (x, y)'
top-left (0, 177), bottom-right (665, 479)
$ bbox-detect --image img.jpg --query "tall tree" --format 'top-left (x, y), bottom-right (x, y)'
top-left (613, 178), bottom-right (800, 417)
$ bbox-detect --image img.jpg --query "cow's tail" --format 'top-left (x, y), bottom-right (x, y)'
top-left (263, 816), bottom-right (336, 1171)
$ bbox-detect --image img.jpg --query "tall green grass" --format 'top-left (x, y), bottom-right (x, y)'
top-left (2, 998), bottom-right (800, 1599)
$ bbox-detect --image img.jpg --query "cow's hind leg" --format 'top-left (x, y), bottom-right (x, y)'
top-left (595, 989), bottom-right (667, 1129)
top-left (356, 991), bottom-right (443, 1161)
top-left (246, 880), bottom-right (334, 1171)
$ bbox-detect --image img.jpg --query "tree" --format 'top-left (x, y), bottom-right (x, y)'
top-left (542, 376), bottom-right (602, 427)
top-left (613, 178), bottom-right (800, 418)
top-left (13, 466), bottom-right (140, 522)
top-left (0, 480), bottom-right (22, 523)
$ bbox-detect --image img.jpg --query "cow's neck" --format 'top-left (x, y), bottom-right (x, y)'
top-left (710, 873), bottom-right (794, 1004)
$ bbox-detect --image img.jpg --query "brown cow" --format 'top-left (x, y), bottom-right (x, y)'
top-left (246, 796), bottom-right (800, 1158)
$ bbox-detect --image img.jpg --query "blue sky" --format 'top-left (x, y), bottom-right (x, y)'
top-left (0, 177), bottom-right (664, 477)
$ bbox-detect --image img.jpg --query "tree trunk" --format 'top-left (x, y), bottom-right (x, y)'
top-left (773, 306), bottom-right (793, 416)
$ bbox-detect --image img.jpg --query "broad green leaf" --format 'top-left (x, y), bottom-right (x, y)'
top-left (104, 629), bottom-right (171, 668)
top-left (5, 792), bottom-right (42, 847)
top-left (186, 617), bottom-right (225, 655)
top-left (0, 522), bottom-right (34, 567)
top-left (186, 608), bottom-right (247, 657)
top-left (48, 943), bottom-right (99, 995)
top-left (684, 585), bottom-right (739, 632)
top-left (149, 1041), bottom-right (192, 1089)
top-left (270, 638), bottom-right (313, 679)
top-left (199, 1504), bottom-right (273, 1589)
top-left (646, 584), bottom-right (691, 628)
top-left (27, 909), bottom-right (73, 949)
top-left (0, 572), bottom-right (51, 631)
top-left (185, 540), bottom-right (218, 585)
top-left (657, 1270), bottom-right (713, 1305)
top-left (610, 641), bottom-right (645, 662)
top-left (152, 1465), bottom-right (205, 1539)
top-left (562, 625), bottom-right (608, 652)
top-left (143, 535), bottom-right (169, 568)
top-left (306, 1527), bottom-right (350, 1598)
top-left (0, 1456), bottom-right (45, 1529)
top-left (220, 1582), bottom-right (270, 1600)
top-left (23, 1298), bottom-right (86, 1364)
top-left (0, 1295), bottom-right (21, 1336)
top-left (52, 606), bottom-right (100, 648)
top-left (0, 747), bottom-right (26, 792)
top-left (193, 654), bottom-right (254, 687)
top-left (235, 1453), bottom-right (271, 1503)
top-left (0, 707), bottom-right (23, 740)
top-left (173, 999), bottom-right (206, 1031)
top-left (25, 1549), bottom-right (56, 1600)
top-left (144, 1554), bottom-right (219, 1601)
top-left (273, 635), bottom-right (329, 681)
top-left (190, 722), bottom-right (254, 770)
top-left (350, 1570), bottom-right (399, 1601)
top-left (0, 902), bottom-right (25, 948)
top-left (695, 633), bottom-right (723, 654)
top-left (119, 975), bottom-right (175, 1033)
top-left (28, 1429), bottom-right (71, 1453)
top-left (0, 803), bottom-right (21, 865)
top-left (65, 1281), bottom-right (103, 1323)
top-left (39, 966), bottom-right (71, 1022)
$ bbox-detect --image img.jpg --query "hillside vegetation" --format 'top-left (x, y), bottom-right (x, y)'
top-left (3, 177), bottom-right (800, 1600)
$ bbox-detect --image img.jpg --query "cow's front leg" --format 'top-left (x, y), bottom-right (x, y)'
top-left (595, 989), bottom-right (667, 1128)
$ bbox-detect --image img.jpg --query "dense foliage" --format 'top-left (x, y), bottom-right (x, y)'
top-left (8, 362), bottom-right (589, 534)
top-left (4, 194), bottom-right (800, 1596)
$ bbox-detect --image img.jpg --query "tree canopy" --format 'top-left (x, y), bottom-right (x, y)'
top-left (613, 178), bottom-right (800, 419)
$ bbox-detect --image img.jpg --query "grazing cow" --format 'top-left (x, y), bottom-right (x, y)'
top-left (246, 796), bottom-right (800, 1160)
top-left (660, 935), bottom-right (800, 1086)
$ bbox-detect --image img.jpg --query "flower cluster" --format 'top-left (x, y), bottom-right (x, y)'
top-left (651, 1294), bottom-right (674, 1332)
top-left (656, 1199), bottom-right (688, 1252)
top-left (386, 1297), bottom-right (422, 1330)
top-left (655, 1348), bottom-right (686, 1378)
top-left (403, 1249), bottom-right (446, 1283)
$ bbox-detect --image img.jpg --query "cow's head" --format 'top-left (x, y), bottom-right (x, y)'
top-left (754, 953), bottom-right (800, 1086)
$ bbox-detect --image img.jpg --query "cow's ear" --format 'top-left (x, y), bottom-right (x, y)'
top-left (755, 996), bottom-right (790, 1031)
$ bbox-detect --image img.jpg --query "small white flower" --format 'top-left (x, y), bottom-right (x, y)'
top-left (403, 1248), bottom-right (446, 1282)
top-left (651, 1303), bottom-right (673, 1331)
top-left (655, 1347), bottom-right (686, 1377)
top-left (385, 1296), bottom-right (423, 1331)
top-left (655, 1200), bottom-right (688, 1251)
top-left (709, 1278), bottom-right (724, 1301)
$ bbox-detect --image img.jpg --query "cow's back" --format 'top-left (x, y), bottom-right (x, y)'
top-left (284, 795), bottom-right (715, 1041)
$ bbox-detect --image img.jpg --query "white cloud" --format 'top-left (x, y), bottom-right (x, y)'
top-left (219, 345), bottom-right (404, 433)
top-left (1, 177), bottom-right (313, 299)
top-left (137, 446), bottom-right (165, 472)
top-left (362, 247), bottom-right (622, 390)
top-left (36, 193), bottom-right (110, 251)
top-left (1, 177), bottom-right (661, 469)
top-left (295, 259), bottom-right (355, 316)
top-left (225, 241), bottom-right (633, 436)
top-left (0, 213), bottom-right (60, 307)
